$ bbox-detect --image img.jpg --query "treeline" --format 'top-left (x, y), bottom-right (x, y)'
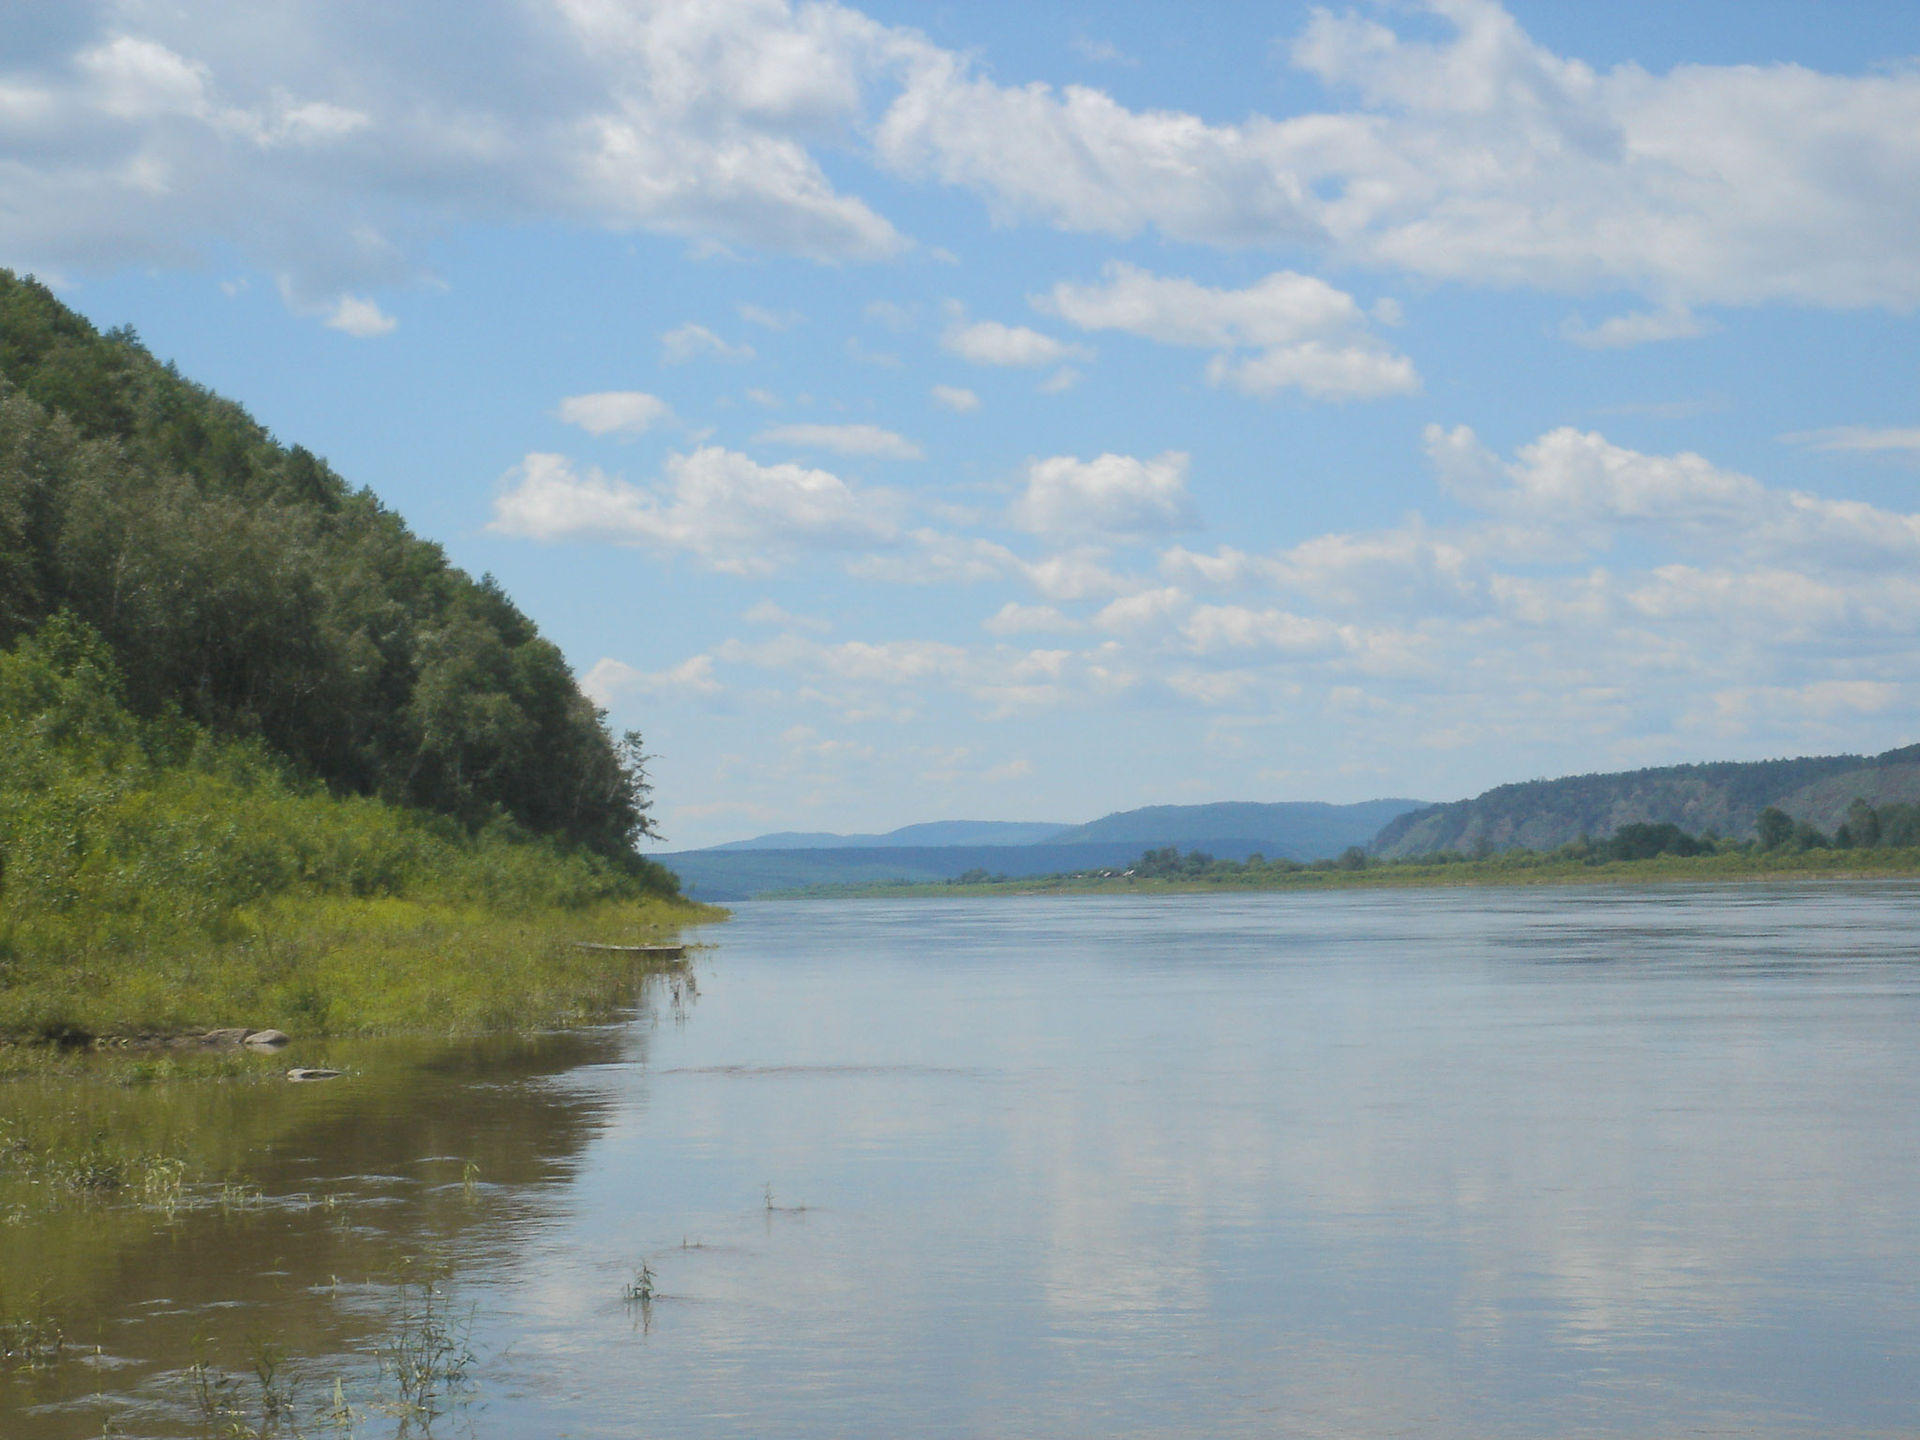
top-left (1099, 805), bottom-right (1920, 883)
top-left (1371, 753), bottom-right (1920, 860)
top-left (0, 271), bottom-right (658, 865)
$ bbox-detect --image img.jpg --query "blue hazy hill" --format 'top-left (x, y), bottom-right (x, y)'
top-left (658, 798), bottom-right (1428, 899)
top-left (1046, 800), bottom-right (1424, 854)
top-left (709, 820), bottom-right (1069, 850)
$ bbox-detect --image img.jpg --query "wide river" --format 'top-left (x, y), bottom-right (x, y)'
top-left (6, 885), bottom-right (1920, 1437)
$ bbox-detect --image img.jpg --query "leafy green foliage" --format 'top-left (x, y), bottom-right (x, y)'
top-left (1374, 754), bottom-right (1892, 858)
top-left (1606, 822), bottom-right (1704, 862)
top-left (0, 270), bottom-right (654, 858)
top-left (1755, 806), bottom-right (1795, 851)
top-left (0, 616), bottom-right (700, 1037)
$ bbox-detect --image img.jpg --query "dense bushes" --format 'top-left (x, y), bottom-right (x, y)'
top-left (0, 271), bottom-right (653, 857)
top-left (0, 615), bottom-right (696, 1035)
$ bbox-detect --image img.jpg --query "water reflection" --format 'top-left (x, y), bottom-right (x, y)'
top-left (7, 885), bottom-right (1920, 1438)
top-left (1, 1020), bottom-right (668, 1438)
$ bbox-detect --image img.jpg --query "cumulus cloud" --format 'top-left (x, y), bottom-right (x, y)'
top-left (718, 629), bottom-right (1132, 715)
top-left (693, 421), bottom-right (1920, 807)
top-left (876, 0), bottom-right (1920, 311)
top-left (737, 302), bottom-right (800, 330)
top-left (0, 1), bottom-right (906, 310)
top-left (489, 446), bottom-right (895, 573)
top-left (744, 599), bottom-right (832, 631)
top-left (984, 602), bottom-right (1079, 635)
top-left (942, 316), bottom-right (1088, 367)
top-left (12, 1), bottom-right (1920, 320)
top-left (323, 294), bottom-right (396, 337)
top-left (930, 383), bottom-right (980, 412)
top-left (848, 528), bottom-right (1138, 601)
top-left (662, 323), bottom-right (755, 363)
top-left (556, 390), bottom-right (673, 437)
top-left (755, 422), bottom-right (922, 459)
top-left (1562, 306), bottom-right (1711, 350)
top-left (581, 654), bottom-right (722, 701)
top-left (1039, 263), bottom-right (1417, 398)
top-left (1010, 452), bottom-right (1195, 542)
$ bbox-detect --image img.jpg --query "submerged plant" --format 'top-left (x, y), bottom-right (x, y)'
top-left (376, 1264), bottom-right (476, 1429)
top-left (622, 1262), bottom-right (656, 1305)
top-left (1, 1290), bottom-right (65, 1370)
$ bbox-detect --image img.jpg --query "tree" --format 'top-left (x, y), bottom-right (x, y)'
top-left (1837, 797), bottom-right (1880, 849)
top-left (1608, 822), bottom-right (1702, 862)
top-left (1754, 806), bottom-right (1794, 851)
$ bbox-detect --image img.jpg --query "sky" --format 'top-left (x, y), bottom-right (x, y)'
top-left (5, 0), bottom-right (1920, 848)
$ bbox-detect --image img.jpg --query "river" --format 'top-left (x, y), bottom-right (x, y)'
top-left (5, 884), bottom-right (1918, 1437)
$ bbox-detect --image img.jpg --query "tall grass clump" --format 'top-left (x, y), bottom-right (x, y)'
top-left (0, 616), bottom-right (717, 1039)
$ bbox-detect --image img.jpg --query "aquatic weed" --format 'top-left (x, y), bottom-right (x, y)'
top-left (375, 1262), bottom-right (476, 1428)
top-left (1, 1290), bottom-right (65, 1370)
top-left (622, 1262), bottom-right (656, 1304)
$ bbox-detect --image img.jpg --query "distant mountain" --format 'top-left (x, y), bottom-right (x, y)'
top-left (709, 820), bottom-right (1069, 850)
top-left (1372, 745), bottom-right (1920, 858)
top-left (665, 798), bottom-right (1430, 898)
top-left (1048, 800), bottom-right (1426, 859)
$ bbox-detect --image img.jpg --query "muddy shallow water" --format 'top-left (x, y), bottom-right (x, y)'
top-left (5, 884), bottom-right (1919, 1438)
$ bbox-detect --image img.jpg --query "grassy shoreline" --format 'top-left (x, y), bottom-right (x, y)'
top-left (767, 844), bottom-right (1920, 899)
top-left (0, 893), bottom-right (723, 1049)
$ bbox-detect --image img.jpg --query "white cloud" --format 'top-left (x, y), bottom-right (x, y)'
top-left (984, 602), bottom-right (1080, 635)
top-left (876, 0), bottom-right (1920, 311)
top-left (1093, 587), bottom-right (1189, 632)
top-left (698, 421), bottom-right (1920, 812)
top-left (556, 390), bottom-right (673, 437)
top-left (848, 529), bottom-right (1139, 601)
top-left (323, 294), bottom-right (396, 337)
top-left (17, 1), bottom-right (1920, 324)
top-left (1041, 262), bottom-right (1417, 399)
top-left (1010, 452), bottom-right (1195, 542)
top-left (0, 3), bottom-right (905, 308)
top-left (1207, 345), bottom-right (1417, 400)
top-left (756, 422), bottom-right (922, 459)
top-left (1182, 606), bottom-right (1343, 656)
top-left (662, 323), bottom-right (755, 363)
top-left (745, 599), bottom-right (832, 632)
top-left (11, 2), bottom-right (1920, 322)
top-left (489, 446), bottom-right (895, 574)
top-left (1783, 427), bottom-right (1920, 454)
top-left (942, 317), bottom-right (1088, 367)
top-left (864, 299), bottom-right (915, 329)
top-left (1070, 36), bottom-right (1135, 67)
top-left (582, 654), bottom-right (722, 702)
top-left (1562, 306), bottom-right (1711, 350)
top-left (719, 630), bottom-right (1133, 716)
top-left (1045, 262), bottom-right (1363, 351)
top-left (737, 302), bottom-right (800, 330)
top-left (1038, 367), bottom-right (1082, 394)
top-left (930, 384), bottom-right (980, 413)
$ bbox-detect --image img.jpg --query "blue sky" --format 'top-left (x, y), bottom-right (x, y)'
top-left (7, 0), bottom-right (1920, 846)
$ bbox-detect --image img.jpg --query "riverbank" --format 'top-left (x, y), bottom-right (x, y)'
top-left (769, 843), bottom-right (1920, 899)
top-left (0, 893), bottom-right (721, 1050)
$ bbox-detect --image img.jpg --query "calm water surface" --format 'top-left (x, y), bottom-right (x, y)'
top-left (6, 884), bottom-right (1920, 1437)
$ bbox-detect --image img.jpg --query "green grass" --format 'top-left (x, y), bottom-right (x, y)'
top-left (0, 614), bottom-right (722, 1044)
top-left (772, 843), bottom-right (1920, 899)
top-left (0, 892), bottom-right (717, 1042)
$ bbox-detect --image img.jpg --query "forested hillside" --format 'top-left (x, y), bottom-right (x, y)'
top-left (0, 271), bottom-right (657, 865)
top-left (1373, 748), bottom-right (1920, 858)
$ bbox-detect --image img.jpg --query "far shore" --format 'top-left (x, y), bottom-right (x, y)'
top-left (765, 845), bottom-right (1920, 900)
